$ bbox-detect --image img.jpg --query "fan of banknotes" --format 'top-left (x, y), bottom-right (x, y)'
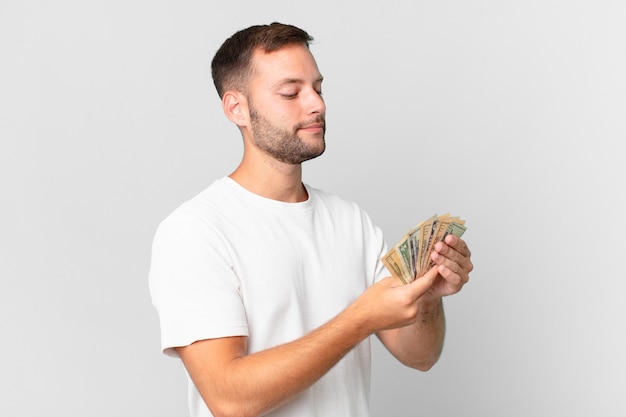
top-left (381, 214), bottom-right (467, 284)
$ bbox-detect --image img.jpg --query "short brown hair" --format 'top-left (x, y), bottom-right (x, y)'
top-left (211, 22), bottom-right (314, 98)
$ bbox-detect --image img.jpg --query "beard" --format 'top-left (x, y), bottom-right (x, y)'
top-left (249, 105), bottom-right (326, 165)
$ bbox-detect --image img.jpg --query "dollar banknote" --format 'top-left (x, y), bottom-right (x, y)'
top-left (381, 214), bottom-right (466, 284)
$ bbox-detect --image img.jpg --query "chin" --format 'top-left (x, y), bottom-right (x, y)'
top-left (300, 146), bottom-right (326, 163)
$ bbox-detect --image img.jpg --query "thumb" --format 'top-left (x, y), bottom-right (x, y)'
top-left (407, 266), bottom-right (438, 297)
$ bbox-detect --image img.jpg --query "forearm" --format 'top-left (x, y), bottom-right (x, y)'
top-left (179, 275), bottom-right (440, 416)
top-left (180, 304), bottom-right (371, 417)
top-left (378, 297), bottom-right (446, 371)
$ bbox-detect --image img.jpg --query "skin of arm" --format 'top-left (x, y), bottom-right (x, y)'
top-left (376, 297), bottom-right (445, 370)
top-left (177, 236), bottom-right (472, 417)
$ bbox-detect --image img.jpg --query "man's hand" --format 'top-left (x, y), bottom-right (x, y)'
top-left (422, 234), bottom-right (473, 302)
top-left (346, 272), bottom-right (440, 335)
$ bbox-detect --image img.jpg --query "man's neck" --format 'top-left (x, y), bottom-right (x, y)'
top-left (229, 157), bottom-right (308, 203)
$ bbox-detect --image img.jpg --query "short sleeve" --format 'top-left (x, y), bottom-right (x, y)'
top-left (149, 211), bottom-right (249, 357)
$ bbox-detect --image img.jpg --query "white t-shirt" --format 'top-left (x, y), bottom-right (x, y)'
top-left (149, 177), bottom-right (388, 417)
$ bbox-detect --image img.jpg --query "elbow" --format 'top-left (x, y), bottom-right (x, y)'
top-left (209, 408), bottom-right (245, 417)
top-left (414, 357), bottom-right (438, 372)
top-left (209, 406), bottom-right (250, 417)
top-left (402, 352), bottom-right (441, 372)
top-left (207, 399), bottom-right (265, 417)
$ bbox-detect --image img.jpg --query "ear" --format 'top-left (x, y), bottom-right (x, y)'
top-left (222, 91), bottom-right (249, 128)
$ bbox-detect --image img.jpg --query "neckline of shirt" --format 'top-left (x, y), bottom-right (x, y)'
top-left (220, 176), bottom-right (316, 213)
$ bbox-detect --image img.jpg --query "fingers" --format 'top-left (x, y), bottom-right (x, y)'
top-left (433, 236), bottom-right (473, 273)
top-left (443, 234), bottom-right (471, 258)
top-left (430, 237), bottom-right (473, 287)
top-left (359, 275), bottom-right (436, 331)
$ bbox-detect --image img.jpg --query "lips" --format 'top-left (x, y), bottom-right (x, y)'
top-left (300, 123), bottom-right (324, 130)
top-left (297, 119), bottom-right (326, 132)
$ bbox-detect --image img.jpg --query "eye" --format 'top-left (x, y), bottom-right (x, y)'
top-left (279, 89), bottom-right (299, 99)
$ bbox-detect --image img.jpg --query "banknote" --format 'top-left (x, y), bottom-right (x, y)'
top-left (381, 214), bottom-right (466, 284)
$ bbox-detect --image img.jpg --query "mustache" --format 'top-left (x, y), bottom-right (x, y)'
top-left (294, 116), bottom-right (326, 131)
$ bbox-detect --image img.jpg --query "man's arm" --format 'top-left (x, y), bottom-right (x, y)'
top-left (377, 234), bottom-right (473, 370)
top-left (177, 272), bottom-right (440, 417)
top-left (376, 296), bottom-right (445, 370)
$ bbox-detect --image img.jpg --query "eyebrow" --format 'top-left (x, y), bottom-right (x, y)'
top-left (272, 76), bottom-right (324, 89)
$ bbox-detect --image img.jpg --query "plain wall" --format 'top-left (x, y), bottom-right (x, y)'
top-left (1, 1), bottom-right (624, 416)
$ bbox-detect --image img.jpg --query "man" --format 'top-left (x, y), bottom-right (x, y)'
top-left (149, 22), bottom-right (473, 417)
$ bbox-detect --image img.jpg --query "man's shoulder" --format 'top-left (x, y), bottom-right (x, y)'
top-left (157, 178), bottom-right (235, 230)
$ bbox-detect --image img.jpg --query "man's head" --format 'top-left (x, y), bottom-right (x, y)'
top-left (213, 23), bottom-right (326, 165)
top-left (211, 22), bottom-right (313, 99)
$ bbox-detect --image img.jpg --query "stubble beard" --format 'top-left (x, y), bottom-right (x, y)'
top-left (249, 106), bottom-right (326, 165)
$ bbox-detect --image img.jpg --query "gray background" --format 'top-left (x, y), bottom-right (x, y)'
top-left (1, 0), bottom-right (625, 416)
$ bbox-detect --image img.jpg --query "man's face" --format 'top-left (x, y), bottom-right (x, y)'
top-left (245, 44), bottom-right (326, 165)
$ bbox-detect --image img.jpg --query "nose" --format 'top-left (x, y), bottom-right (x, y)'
top-left (306, 88), bottom-right (326, 115)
